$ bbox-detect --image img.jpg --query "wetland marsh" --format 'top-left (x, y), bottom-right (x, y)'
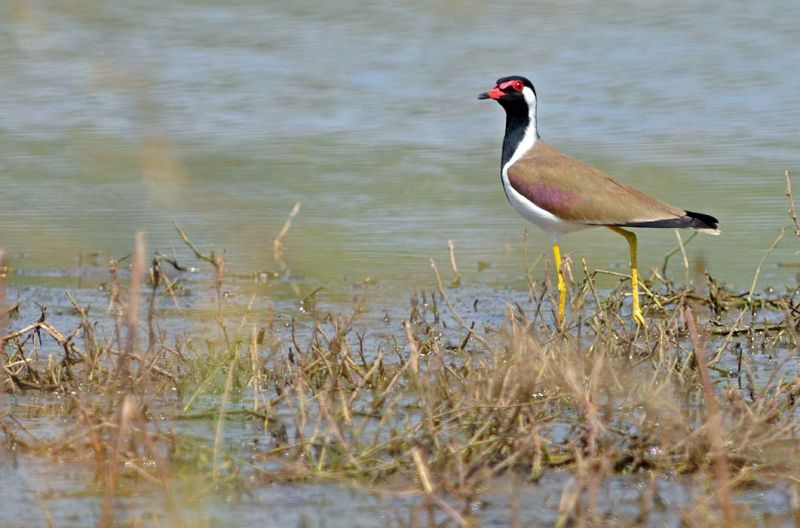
top-left (1, 1), bottom-right (799, 526)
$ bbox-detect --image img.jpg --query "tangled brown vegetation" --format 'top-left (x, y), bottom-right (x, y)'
top-left (1, 181), bottom-right (799, 526)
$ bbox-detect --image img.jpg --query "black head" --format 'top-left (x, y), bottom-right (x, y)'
top-left (479, 76), bottom-right (541, 158)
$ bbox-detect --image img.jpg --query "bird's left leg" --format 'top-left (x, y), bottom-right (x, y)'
top-left (608, 226), bottom-right (646, 327)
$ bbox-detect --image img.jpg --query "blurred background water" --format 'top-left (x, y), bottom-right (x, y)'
top-left (1, 0), bottom-right (798, 291)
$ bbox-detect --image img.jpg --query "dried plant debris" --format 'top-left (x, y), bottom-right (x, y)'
top-left (1, 228), bottom-right (799, 527)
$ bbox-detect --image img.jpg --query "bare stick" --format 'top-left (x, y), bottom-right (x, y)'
top-left (785, 170), bottom-right (800, 237)
top-left (448, 240), bottom-right (461, 287)
top-left (2, 321), bottom-right (76, 351)
top-left (274, 202), bottom-right (301, 264)
top-left (173, 222), bottom-right (217, 266)
top-left (675, 230), bottom-right (690, 284)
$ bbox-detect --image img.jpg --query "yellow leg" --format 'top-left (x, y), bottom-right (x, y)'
top-left (608, 227), bottom-right (646, 327)
top-left (552, 241), bottom-right (567, 325)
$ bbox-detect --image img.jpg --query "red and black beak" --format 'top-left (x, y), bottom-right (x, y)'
top-left (478, 85), bottom-right (505, 100)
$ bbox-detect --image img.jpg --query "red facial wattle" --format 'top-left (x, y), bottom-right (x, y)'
top-left (478, 79), bottom-right (525, 100)
top-left (498, 80), bottom-right (524, 92)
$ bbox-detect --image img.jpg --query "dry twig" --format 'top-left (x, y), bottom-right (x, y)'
top-left (273, 201), bottom-right (301, 266)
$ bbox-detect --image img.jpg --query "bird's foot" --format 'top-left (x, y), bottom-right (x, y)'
top-left (633, 308), bottom-right (647, 328)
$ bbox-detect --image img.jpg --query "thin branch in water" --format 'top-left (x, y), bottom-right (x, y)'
top-left (785, 170), bottom-right (800, 238)
top-left (661, 231), bottom-right (697, 279)
top-left (173, 222), bottom-right (226, 325)
top-left (447, 240), bottom-right (461, 287)
top-left (675, 230), bottom-right (690, 284)
top-left (173, 222), bottom-right (217, 267)
top-left (274, 202), bottom-right (301, 269)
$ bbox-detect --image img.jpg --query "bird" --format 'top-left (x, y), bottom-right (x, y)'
top-left (478, 75), bottom-right (719, 326)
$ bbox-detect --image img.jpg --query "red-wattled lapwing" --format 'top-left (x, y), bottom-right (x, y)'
top-left (479, 75), bottom-right (719, 326)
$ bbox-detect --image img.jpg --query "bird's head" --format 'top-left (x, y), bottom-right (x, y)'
top-left (478, 75), bottom-right (537, 116)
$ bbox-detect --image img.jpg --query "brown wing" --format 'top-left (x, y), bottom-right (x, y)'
top-left (507, 141), bottom-right (686, 225)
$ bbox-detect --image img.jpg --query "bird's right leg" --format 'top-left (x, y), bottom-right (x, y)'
top-left (552, 241), bottom-right (566, 325)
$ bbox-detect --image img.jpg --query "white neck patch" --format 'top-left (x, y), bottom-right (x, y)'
top-left (522, 86), bottom-right (537, 127)
top-left (502, 86), bottom-right (539, 175)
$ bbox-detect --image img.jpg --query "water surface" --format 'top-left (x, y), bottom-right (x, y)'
top-left (1, 0), bottom-right (798, 293)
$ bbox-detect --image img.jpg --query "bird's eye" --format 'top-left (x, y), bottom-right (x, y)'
top-left (513, 80), bottom-right (524, 92)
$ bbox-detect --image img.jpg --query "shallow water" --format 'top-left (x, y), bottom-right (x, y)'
top-left (1, 0), bottom-right (799, 292)
top-left (2, 271), bottom-right (798, 526)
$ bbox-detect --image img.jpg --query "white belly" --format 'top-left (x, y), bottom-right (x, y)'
top-left (501, 166), bottom-right (588, 240)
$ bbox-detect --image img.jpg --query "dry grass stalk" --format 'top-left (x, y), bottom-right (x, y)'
top-left (685, 306), bottom-right (735, 525)
top-left (430, 258), bottom-right (491, 351)
top-left (410, 446), bottom-right (434, 494)
top-left (100, 394), bottom-right (136, 528)
top-left (212, 342), bottom-right (239, 481)
top-left (119, 231), bottom-right (146, 383)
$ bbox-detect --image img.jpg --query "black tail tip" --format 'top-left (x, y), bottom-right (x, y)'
top-left (685, 210), bottom-right (719, 230)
